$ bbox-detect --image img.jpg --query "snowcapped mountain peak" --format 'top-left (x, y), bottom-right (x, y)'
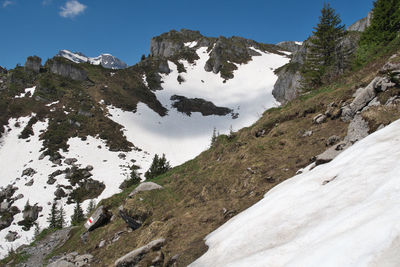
top-left (56, 50), bottom-right (128, 69)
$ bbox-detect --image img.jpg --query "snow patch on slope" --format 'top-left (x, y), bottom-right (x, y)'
top-left (107, 47), bottom-right (289, 166)
top-left (0, 116), bottom-right (150, 257)
top-left (191, 119), bottom-right (400, 267)
top-left (15, 86), bottom-right (36, 98)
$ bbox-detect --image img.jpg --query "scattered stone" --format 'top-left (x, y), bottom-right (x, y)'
top-left (47, 177), bottom-right (56, 185)
top-left (22, 204), bottom-right (42, 222)
top-left (119, 209), bottom-right (145, 231)
top-left (112, 231), bottom-right (125, 243)
top-left (54, 188), bottom-right (67, 198)
top-left (98, 240), bottom-right (106, 248)
top-left (118, 153), bottom-right (126, 159)
top-left (152, 251), bottom-right (164, 266)
top-left (255, 129), bottom-right (266, 137)
top-left (246, 167), bottom-right (255, 174)
top-left (47, 252), bottom-right (93, 267)
top-left (25, 179), bottom-right (34, 186)
top-left (86, 165), bottom-right (94, 171)
top-left (5, 231), bottom-right (19, 242)
top-left (82, 170), bottom-right (92, 178)
top-left (22, 168), bottom-right (37, 177)
top-left (302, 130), bottom-right (313, 137)
top-left (0, 214), bottom-right (13, 230)
top-left (114, 238), bottom-right (165, 267)
top-left (344, 115), bottom-right (369, 144)
top-left (15, 194), bottom-right (24, 200)
top-left (0, 200), bottom-right (11, 212)
top-left (84, 205), bottom-right (112, 231)
top-left (313, 114), bottom-right (327, 124)
top-left (326, 135), bottom-right (340, 146)
top-left (165, 254), bottom-right (179, 267)
top-left (64, 158), bottom-right (78, 165)
top-left (377, 124), bottom-right (385, 131)
top-left (129, 182), bottom-right (163, 197)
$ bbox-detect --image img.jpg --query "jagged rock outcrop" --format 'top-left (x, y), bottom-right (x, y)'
top-left (114, 238), bottom-right (165, 267)
top-left (170, 95), bottom-right (233, 116)
top-left (150, 29), bottom-right (284, 80)
top-left (25, 56), bottom-right (42, 73)
top-left (47, 252), bottom-right (93, 267)
top-left (0, 66), bottom-right (7, 74)
top-left (276, 41), bottom-right (302, 53)
top-left (273, 30), bottom-right (361, 104)
top-left (150, 29), bottom-right (204, 58)
top-left (47, 58), bottom-right (88, 81)
top-left (348, 12), bottom-right (372, 32)
top-left (84, 205), bottom-right (111, 231)
top-left (129, 182), bottom-right (163, 197)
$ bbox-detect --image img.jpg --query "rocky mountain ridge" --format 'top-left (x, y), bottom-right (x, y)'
top-left (0, 28), bottom-right (289, 260)
top-left (56, 50), bottom-right (128, 70)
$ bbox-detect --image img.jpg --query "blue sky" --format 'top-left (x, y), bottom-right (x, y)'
top-left (0, 0), bottom-right (373, 69)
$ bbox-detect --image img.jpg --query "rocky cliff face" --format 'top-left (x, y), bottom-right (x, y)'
top-left (276, 41), bottom-right (302, 53)
top-left (273, 30), bottom-right (362, 104)
top-left (46, 57), bottom-right (87, 81)
top-left (348, 12), bottom-right (372, 32)
top-left (150, 29), bottom-right (285, 80)
top-left (24, 56), bottom-right (42, 73)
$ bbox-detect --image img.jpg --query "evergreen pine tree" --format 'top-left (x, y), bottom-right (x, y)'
top-left (141, 54), bottom-right (146, 61)
top-left (47, 201), bottom-right (59, 229)
top-left (210, 127), bottom-right (218, 147)
top-left (144, 153), bottom-right (171, 180)
top-left (86, 199), bottom-right (96, 216)
top-left (301, 3), bottom-right (345, 89)
top-left (56, 205), bottom-right (66, 229)
top-left (71, 201), bottom-right (85, 226)
top-left (356, 0), bottom-right (400, 66)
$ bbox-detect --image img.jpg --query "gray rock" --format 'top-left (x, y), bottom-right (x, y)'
top-left (276, 41), bottom-right (302, 53)
top-left (114, 238), bottom-right (165, 267)
top-left (119, 210), bottom-right (144, 231)
top-left (344, 114), bottom-right (369, 144)
top-left (272, 65), bottom-right (302, 103)
top-left (25, 56), bottom-right (42, 73)
top-left (84, 205), bottom-right (112, 231)
top-left (0, 200), bottom-right (10, 212)
top-left (129, 182), bottom-right (163, 197)
top-left (23, 204), bottom-right (42, 222)
top-left (316, 142), bottom-right (350, 165)
top-left (348, 12), bottom-right (372, 32)
top-left (25, 179), bottom-right (34, 186)
top-left (64, 158), bottom-right (77, 165)
top-left (47, 58), bottom-right (87, 81)
top-left (22, 168), bottom-right (37, 177)
top-left (0, 214), bottom-right (13, 230)
top-left (313, 114), bottom-right (327, 124)
top-left (5, 231), bottom-right (19, 242)
top-left (99, 240), bottom-right (106, 248)
top-left (15, 193), bottom-right (23, 200)
top-left (47, 259), bottom-right (75, 267)
top-left (326, 135), bottom-right (340, 146)
top-left (302, 130), bottom-right (313, 137)
top-left (86, 165), bottom-right (94, 171)
top-left (54, 188), bottom-right (66, 198)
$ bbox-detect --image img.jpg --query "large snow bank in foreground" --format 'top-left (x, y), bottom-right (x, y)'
top-left (191, 119), bottom-right (400, 267)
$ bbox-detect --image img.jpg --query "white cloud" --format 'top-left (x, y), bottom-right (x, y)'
top-left (59, 0), bottom-right (86, 18)
top-left (2, 0), bottom-right (14, 8)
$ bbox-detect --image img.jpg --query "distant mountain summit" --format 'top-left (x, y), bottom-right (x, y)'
top-left (56, 50), bottom-right (128, 69)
